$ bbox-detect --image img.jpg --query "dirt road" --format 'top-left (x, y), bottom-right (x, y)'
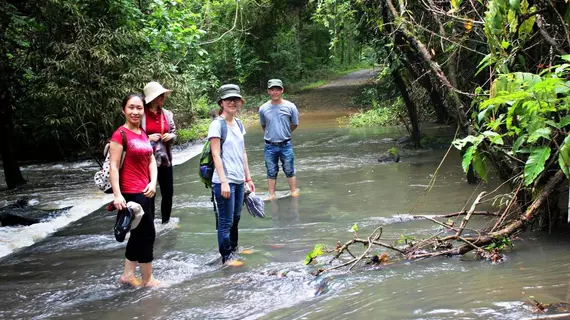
top-left (292, 68), bottom-right (378, 112)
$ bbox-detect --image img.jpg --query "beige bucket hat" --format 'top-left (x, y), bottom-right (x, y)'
top-left (144, 81), bottom-right (172, 104)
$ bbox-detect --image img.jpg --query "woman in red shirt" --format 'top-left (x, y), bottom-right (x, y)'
top-left (109, 93), bottom-right (159, 287)
top-left (142, 82), bottom-right (176, 224)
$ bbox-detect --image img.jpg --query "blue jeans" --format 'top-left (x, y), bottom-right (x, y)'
top-left (212, 182), bottom-right (244, 261)
top-left (264, 141), bottom-right (295, 179)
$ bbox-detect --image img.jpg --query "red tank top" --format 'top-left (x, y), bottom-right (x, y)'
top-left (111, 126), bottom-right (153, 194)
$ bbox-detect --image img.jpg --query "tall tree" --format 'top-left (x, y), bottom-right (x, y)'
top-left (0, 1), bottom-right (29, 188)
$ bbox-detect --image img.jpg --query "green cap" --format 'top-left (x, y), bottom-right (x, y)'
top-left (267, 79), bottom-right (283, 89)
top-left (218, 84), bottom-right (243, 102)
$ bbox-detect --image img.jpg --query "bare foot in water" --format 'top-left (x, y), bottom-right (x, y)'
top-left (225, 259), bottom-right (244, 267)
top-left (264, 194), bottom-right (277, 201)
top-left (120, 275), bottom-right (142, 287)
top-left (291, 188), bottom-right (300, 197)
top-left (144, 277), bottom-right (161, 288)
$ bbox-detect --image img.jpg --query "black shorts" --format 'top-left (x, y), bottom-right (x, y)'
top-left (123, 193), bottom-right (155, 263)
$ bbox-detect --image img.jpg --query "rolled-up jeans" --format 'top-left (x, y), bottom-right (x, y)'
top-left (212, 182), bottom-right (244, 261)
top-left (264, 140), bottom-right (295, 179)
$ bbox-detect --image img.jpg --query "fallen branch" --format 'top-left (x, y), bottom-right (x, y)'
top-left (455, 191), bottom-right (487, 238)
top-left (412, 210), bottom-right (499, 219)
top-left (310, 171), bottom-right (566, 274)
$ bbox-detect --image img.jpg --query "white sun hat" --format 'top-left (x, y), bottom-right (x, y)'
top-left (143, 81), bottom-right (172, 104)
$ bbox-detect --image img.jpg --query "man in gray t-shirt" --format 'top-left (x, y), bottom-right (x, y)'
top-left (259, 79), bottom-right (300, 200)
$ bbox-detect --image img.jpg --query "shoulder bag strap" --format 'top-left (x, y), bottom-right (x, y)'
top-left (235, 119), bottom-right (244, 134)
top-left (119, 130), bottom-right (127, 169)
top-left (160, 111), bottom-right (165, 136)
top-left (219, 118), bottom-right (227, 159)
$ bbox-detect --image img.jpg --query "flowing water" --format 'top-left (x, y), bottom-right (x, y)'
top-left (1, 112), bottom-right (570, 319)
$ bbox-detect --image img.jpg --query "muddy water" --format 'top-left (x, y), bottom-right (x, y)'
top-left (1, 112), bottom-right (570, 320)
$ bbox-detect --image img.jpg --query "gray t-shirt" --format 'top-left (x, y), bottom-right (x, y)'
top-left (207, 118), bottom-right (246, 184)
top-left (259, 100), bottom-right (299, 143)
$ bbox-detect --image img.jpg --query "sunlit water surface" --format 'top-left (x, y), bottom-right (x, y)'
top-left (1, 112), bottom-right (570, 319)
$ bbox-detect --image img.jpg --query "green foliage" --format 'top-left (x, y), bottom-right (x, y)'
top-left (395, 234), bottom-right (416, 246)
top-left (2, 0), bottom-right (349, 161)
top-left (483, 0), bottom-right (537, 71)
top-left (485, 236), bottom-right (513, 251)
top-left (177, 119), bottom-right (211, 144)
top-left (348, 99), bottom-right (404, 127)
top-left (350, 223), bottom-right (359, 232)
top-left (304, 244), bottom-right (325, 265)
top-left (453, 63), bottom-right (570, 184)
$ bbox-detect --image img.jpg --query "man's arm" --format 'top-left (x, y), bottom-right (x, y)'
top-left (290, 104), bottom-right (299, 132)
top-left (259, 107), bottom-right (266, 131)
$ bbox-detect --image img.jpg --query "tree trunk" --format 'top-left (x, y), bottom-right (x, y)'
top-left (392, 68), bottom-right (421, 145)
top-left (401, 57), bottom-right (450, 123)
top-left (384, 0), bottom-right (468, 130)
top-left (0, 95), bottom-right (26, 189)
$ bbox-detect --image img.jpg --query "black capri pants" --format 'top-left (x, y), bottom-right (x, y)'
top-left (123, 193), bottom-right (155, 263)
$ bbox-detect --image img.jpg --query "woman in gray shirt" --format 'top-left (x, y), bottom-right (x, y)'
top-left (207, 84), bottom-right (255, 266)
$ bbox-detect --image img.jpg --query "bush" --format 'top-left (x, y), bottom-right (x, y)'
top-left (177, 119), bottom-right (211, 144)
top-left (348, 97), bottom-right (404, 127)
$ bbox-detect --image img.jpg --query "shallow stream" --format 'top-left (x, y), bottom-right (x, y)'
top-left (1, 112), bottom-right (569, 319)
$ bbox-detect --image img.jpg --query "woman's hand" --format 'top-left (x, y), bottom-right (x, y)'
top-left (221, 181), bottom-right (231, 199)
top-left (246, 180), bottom-right (255, 193)
top-left (149, 133), bottom-right (161, 142)
top-left (161, 133), bottom-right (174, 142)
top-left (143, 182), bottom-right (156, 198)
top-left (113, 195), bottom-right (127, 210)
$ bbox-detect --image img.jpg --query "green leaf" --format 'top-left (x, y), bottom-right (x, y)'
top-left (462, 146), bottom-right (475, 173)
top-left (524, 147), bottom-right (551, 185)
top-left (304, 244), bottom-right (325, 265)
top-left (527, 127), bottom-right (551, 143)
top-left (519, 15), bottom-right (536, 40)
top-left (483, 131), bottom-right (504, 145)
top-left (350, 223), bottom-right (359, 232)
top-left (477, 108), bottom-right (489, 123)
top-left (476, 54), bottom-right (493, 76)
top-left (558, 136), bottom-right (570, 178)
top-left (561, 55), bottom-right (570, 63)
top-left (513, 135), bottom-right (526, 153)
top-left (559, 115), bottom-right (570, 128)
top-left (507, 9), bottom-right (518, 34)
top-left (452, 135), bottom-right (484, 150)
top-left (472, 152), bottom-right (489, 182)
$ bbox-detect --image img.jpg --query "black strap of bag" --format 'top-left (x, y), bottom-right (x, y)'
top-left (119, 130), bottom-right (127, 168)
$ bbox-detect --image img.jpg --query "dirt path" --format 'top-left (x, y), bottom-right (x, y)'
top-left (291, 68), bottom-right (378, 113)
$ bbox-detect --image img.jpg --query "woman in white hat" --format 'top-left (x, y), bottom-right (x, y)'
top-left (142, 81), bottom-right (177, 224)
